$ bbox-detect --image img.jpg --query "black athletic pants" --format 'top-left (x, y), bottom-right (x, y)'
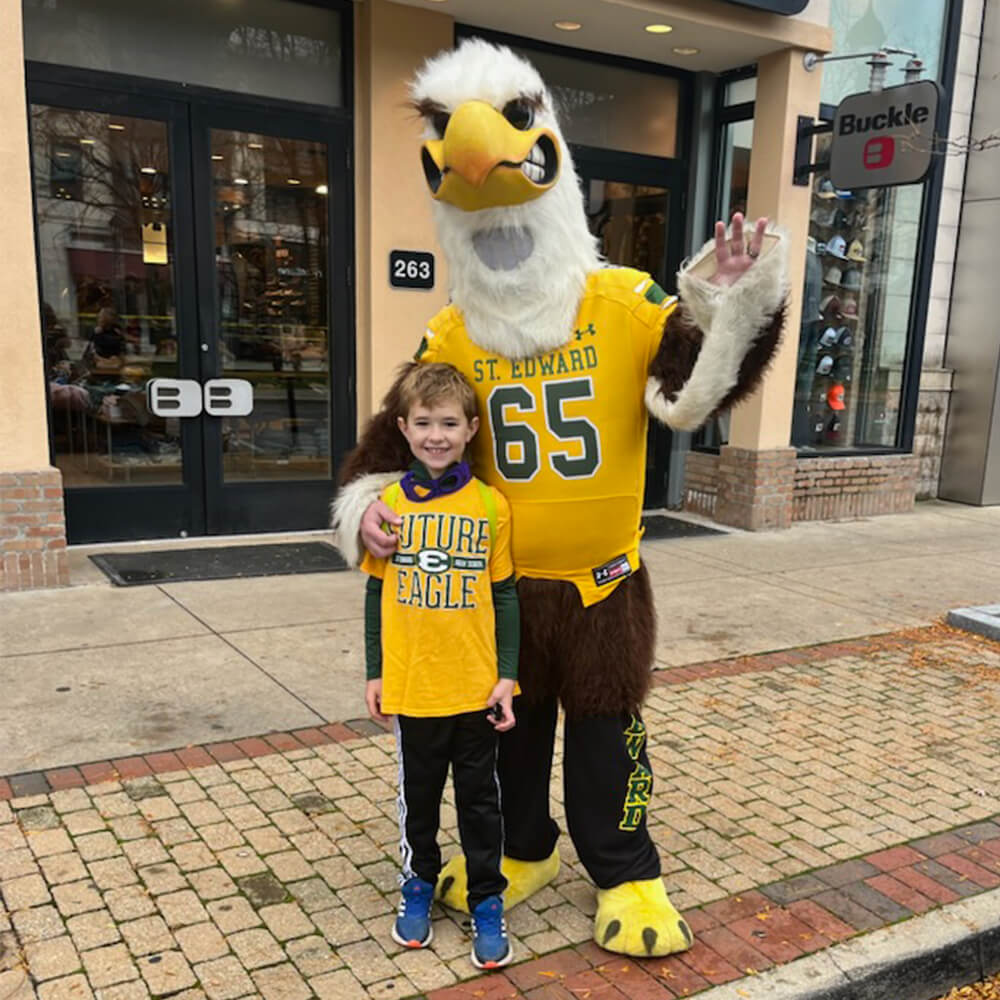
top-left (395, 711), bottom-right (507, 911)
top-left (497, 696), bottom-right (661, 889)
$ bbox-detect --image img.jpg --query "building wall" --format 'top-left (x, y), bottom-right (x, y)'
top-left (0, 1), bottom-right (68, 591)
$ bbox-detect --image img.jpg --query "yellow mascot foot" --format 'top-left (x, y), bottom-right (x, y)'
top-left (594, 878), bottom-right (693, 957)
top-left (436, 848), bottom-right (560, 913)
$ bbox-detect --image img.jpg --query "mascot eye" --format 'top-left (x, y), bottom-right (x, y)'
top-left (502, 99), bottom-right (535, 131)
top-left (431, 111), bottom-right (450, 138)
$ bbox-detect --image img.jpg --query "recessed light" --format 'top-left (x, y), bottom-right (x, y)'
top-left (108, 123), bottom-right (125, 131)
top-left (315, 184), bottom-right (329, 195)
top-left (233, 177), bottom-right (249, 185)
top-left (79, 138), bottom-right (96, 145)
top-left (287, 178), bottom-right (301, 185)
top-left (211, 154), bottom-right (224, 161)
top-left (140, 166), bottom-right (157, 174)
top-left (248, 142), bottom-right (263, 149)
top-left (55, 151), bottom-right (72, 158)
top-left (645, 23), bottom-right (673, 33)
top-left (554, 20), bottom-right (582, 30)
top-left (672, 46), bottom-right (699, 55)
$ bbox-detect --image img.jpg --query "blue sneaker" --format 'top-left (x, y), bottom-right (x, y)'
top-left (392, 877), bottom-right (434, 948)
top-left (470, 895), bottom-right (512, 969)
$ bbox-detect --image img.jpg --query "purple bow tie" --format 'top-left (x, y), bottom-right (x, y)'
top-left (400, 461), bottom-right (472, 502)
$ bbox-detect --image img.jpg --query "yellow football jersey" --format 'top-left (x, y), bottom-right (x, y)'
top-left (361, 479), bottom-right (515, 717)
top-left (417, 268), bottom-right (676, 606)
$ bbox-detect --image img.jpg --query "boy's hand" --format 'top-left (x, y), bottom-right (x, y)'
top-left (361, 501), bottom-right (401, 559)
top-left (487, 679), bottom-right (516, 732)
top-left (365, 679), bottom-right (389, 724)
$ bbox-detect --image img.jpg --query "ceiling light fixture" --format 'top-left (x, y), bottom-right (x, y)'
top-left (645, 23), bottom-right (673, 33)
top-left (108, 123), bottom-right (125, 130)
top-left (211, 154), bottom-right (224, 161)
top-left (315, 184), bottom-right (329, 195)
top-left (79, 138), bottom-right (96, 145)
top-left (554, 20), bottom-right (582, 30)
top-left (233, 177), bottom-right (249, 185)
top-left (672, 46), bottom-right (699, 55)
top-left (248, 142), bottom-right (263, 149)
top-left (287, 178), bottom-right (301, 185)
top-left (140, 166), bottom-right (157, 174)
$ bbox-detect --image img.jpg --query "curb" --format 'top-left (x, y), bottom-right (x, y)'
top-left (691, 887), bottom-right (1000, 1000)
top-left (947, 605), bottom-right (1000, 642)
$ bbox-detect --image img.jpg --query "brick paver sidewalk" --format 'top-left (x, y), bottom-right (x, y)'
top-left (2, 625), bottom-right (999, 1000)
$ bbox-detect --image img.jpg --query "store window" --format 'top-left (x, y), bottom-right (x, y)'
top-left (792, 0), bottom-right (951, 453)
top-left (22, 0), bottom-right (344, 106)
top-left (491, 43), bottom-right (681, 159)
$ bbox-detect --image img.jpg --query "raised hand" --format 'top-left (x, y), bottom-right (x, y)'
top-left (708, 213), bottom-right (768, 287)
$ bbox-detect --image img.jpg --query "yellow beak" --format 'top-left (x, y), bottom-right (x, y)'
top-left (421, 100), bottom-right (560, 212)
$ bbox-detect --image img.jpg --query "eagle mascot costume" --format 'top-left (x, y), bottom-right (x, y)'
top-left (333, 38), bottom-right (788, 958)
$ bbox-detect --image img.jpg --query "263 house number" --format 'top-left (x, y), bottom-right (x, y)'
top-left (389, 250), bottom-right (434, 290)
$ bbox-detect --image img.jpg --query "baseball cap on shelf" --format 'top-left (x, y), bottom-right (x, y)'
top-left (825, 235), bottom-right (848, 259)
top-left (827, 383), bottom-right (846, 410)
top-left (835, 208), bottom-right (851, 228)
top-left (837, 327), bottom-right (854, 349)
top-left (848, 240), bottom-right (866, 262)
top-left (841, 297), bottom-right (858, 317)
top-left (820, 294), bottom-right (842, 318)
top-left (841, 268), bottom-right (862, 291)
top-left (833, 356), bottom-right (853, 381)
top-left (824, 265), bottom-right (843, 286)
top-left (835, 188), bottom-right (854, 199)
top-left (826, 412), bottom-right (843, 439)
top-left (819, 326), bottom-right (840, 348)
top-left (816, 354), bottom-right (834, 375)
top-left (817, 177), bottom-right (836, 199)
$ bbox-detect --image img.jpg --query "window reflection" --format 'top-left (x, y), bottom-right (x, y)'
top-left (211, 130), bottom-right (331, 481)
top-left (30, 106), bottom-right (182, 487)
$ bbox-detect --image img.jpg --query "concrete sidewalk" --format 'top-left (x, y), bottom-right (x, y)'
top-left (2, 499), bottom-right (1000, 1000)
top-left (3, 499), bottom-right (1000, 775)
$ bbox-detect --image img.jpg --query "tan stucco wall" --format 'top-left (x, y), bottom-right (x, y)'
top-left (0, 1), bottom-right (49, 471)
top-left (730, 46), bottom-right (825, 451)
top-left (354, 0), bottom-right (452, 425)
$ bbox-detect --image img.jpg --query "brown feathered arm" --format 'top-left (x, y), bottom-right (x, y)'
top-left (645, 225), bottom-right (789, 431)
top-left (331, 363), bottom-right (417, 564)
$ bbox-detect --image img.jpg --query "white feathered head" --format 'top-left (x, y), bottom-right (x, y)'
top-left (410, 39), bottom-right (601, 357)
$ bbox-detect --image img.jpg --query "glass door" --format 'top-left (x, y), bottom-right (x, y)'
top-left (28, 84), bottom-right (352, 542)
top-left (192, 107), bottom-right (352, 535)
top-left (29, 85), bottom-right (206, 542)
top-left (575, 149), bottom-right (686, 508)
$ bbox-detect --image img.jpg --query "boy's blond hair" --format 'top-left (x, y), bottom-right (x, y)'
top-left (398, 363), bottom-right (478, 423)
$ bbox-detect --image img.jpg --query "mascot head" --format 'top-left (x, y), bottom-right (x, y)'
top-left (411, 39), bottom-right (601, 356)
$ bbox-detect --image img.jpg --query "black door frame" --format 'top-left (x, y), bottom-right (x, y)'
top-left (574, 146), bottom-right (689, 508)
top-left (25, 64), bottom-right (355, 543)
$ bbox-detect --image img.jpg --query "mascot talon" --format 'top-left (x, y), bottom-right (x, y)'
top-left (594, 878), bottom-right (692, 957)
top-left (437, 848), bottom-right (560, 913)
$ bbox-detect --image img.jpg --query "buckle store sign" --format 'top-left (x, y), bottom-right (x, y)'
top-left (830, 79), bottom-right (941, 189)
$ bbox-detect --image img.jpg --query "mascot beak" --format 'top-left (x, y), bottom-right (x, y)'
top-left (421, 100), bottom-right (560, 212)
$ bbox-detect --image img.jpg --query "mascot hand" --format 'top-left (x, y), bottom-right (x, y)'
top-left (708, 212), bottom-right (768, 287)
top-left (361, 500), bottom-right (400, 558)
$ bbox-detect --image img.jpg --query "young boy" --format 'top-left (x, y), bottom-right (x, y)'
top-left (361, 363), bottom-right (520, 970)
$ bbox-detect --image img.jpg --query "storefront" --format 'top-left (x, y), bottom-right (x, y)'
top-left (0, 0), bottom-right (973, 589)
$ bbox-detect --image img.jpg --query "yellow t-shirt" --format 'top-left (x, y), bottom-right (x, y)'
top-left (416, 268), bottom-right (676, 607)
top-left (361, 478), bottom-right (516, 717)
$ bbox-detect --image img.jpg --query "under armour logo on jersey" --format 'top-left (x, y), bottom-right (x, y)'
top-left (574, 323), bottom-right (597, 340)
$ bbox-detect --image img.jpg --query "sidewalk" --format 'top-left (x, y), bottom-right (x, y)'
top-left (2, 500), bottom-right (1000, 999)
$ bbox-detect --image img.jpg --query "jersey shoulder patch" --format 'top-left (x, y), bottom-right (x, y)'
top-left (593, 268), bottom-right (676, 314)
top-left (415, 303), bottom-right (462, 361)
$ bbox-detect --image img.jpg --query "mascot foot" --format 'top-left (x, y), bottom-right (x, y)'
top-left (436, 848), bottom-right (560, 913)
top-left (594, 878), bottom-right (693, 957)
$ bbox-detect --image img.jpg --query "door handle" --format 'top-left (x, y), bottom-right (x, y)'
top-left (147, 378), bottom-right (203, 417)
top-left (203, 379), bottom-right (254, 417)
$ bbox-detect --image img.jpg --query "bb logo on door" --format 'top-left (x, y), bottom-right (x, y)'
top-left (864, 136), bottom-right (895, 170)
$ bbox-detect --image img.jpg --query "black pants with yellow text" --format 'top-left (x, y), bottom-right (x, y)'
top-left (497, 697), bottom-right (661, 889)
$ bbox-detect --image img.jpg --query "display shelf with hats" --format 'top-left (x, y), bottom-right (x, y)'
top-left (793, 124), bottom-right (892, 453)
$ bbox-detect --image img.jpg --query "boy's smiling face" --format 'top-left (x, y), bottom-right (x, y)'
top-left (398, 399), bottom-right (479, 478)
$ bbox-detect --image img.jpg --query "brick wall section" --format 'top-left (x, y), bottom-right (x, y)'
top-left (682, 451), bottom-right (719, 518)
top-left (683, 451), bottom-right (918, 526)
top-left (0, 469), bottom-right (69, 591)
top-left (715, 446), bottom-right (797, 531)
top-left (794, 454), bottom-right (918, 521)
